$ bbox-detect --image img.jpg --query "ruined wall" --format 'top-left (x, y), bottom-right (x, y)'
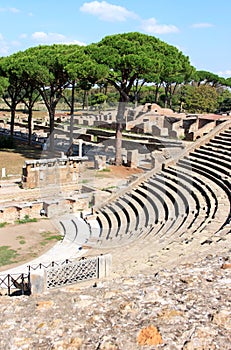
top-left (0, 197), bottom-right (91, 223)
top-left (22, 157), bottom-right (82, 189)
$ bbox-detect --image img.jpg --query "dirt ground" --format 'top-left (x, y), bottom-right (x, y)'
top-left (0, 219), bottom-right (59, 272)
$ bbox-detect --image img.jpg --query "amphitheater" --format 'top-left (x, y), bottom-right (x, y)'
top-left (0, 118), bottom-right (230, 349)
top-left (1, 119), bottom-right (230, 274)
top-left (59, 119), bottom-right (231, 256)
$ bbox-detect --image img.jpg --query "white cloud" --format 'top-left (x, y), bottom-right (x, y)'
top-left (191, 22), bottom-right (214, 28)
top-left (141, 18), bottom-right (179, 34)
top-left (80, 1), bottom-right (137, 22)
top-left (31, 32), bottom-right (86, 46)
top-left (79, 1), bottom-right (180, 36)
top-left (217, 70), bottom-right (231, 78)
top-left (9, 7), bottom-right (20, 13)
top-left (0, 7), bottom-right (20, 13)
top-left (32, 31), bottom-right (66, 42)
top-left (65, 39), bottom-right (87, 46)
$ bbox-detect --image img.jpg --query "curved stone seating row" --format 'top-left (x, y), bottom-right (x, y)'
top-left (155, 128), bottom-right (231, 240)
top-left (201, 146), bottom-right (231, 162)
top-left (117, 196), bottom-right (139, 232)
top-left (59, 218), bottom-right (78, 243)
top-left (179, 156), bottom-right (231, 196)
top-left (177, 157), bottom-right (230, 233)
top-left (166, 164), bottom-right (220, 236)
top-left (88, 125), bottom-right (230, 246)
top-left (194, 147), bottom-right (230, 165)
top-left (209, 138), bottom-right (231, 151)
top-left (143, 178), bottom-right (181, 236)
top-left (154, 173), bottom-right (193, 233)
top-left (156, 169), bottom-right (205, 237)
top-left (59, 216), bottom-right (91, 245)
top-left (95, 188), bottom-right (156, 243)
top-left (60, 124), bottom-right (230, 248)
top-left (188, 154), bottom-right (230, 179)
top-left (160, 163), bottom-right (221, 236)
top-left (207, 138), bottom-right (231, 151)
top-left (93, 164), bottom-right (212, 244)
top-left (192, 149), bottom-right (231, 173)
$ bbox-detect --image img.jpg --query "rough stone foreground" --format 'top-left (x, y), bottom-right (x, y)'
top-left (0, 249), bottom-right (230, 350)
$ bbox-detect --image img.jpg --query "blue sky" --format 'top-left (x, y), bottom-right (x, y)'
top-left (0, 0), bottom-right (230, 77)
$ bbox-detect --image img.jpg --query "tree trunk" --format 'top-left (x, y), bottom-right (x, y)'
top-left (82, 90), bottom-right (86, 110)
top-left (115, 121), bottom-right (123, 166)
top-left (28, 107), bottom-right (33, 145)
top-left (69, 82), bottom-right (75, 145)
top-left (86, 91), bottom-right (89, 110)
top-left (164, 85), bottom-right (169, 108)
top-left (169, 93), bottom-right (173, 109)
top-left (134, 93), bottom-right (138, 108)
top-left (115, 98), bottom-right (127, 166)
top-left (154, 85), bottom-right (159, 103)
top-left (70, 82), bottom-right (75, 116)
top-left (49, 106), bottom-right (55, 151)
top-left (10, 108), bottom-right (16, 136)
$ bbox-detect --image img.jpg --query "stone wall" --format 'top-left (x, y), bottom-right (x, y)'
top-left (0, 196), bottom-right (91, 223)
top-left (186, 119), bottom-right (217, 141)
top-left (22, 156), bottom-right (82, 189)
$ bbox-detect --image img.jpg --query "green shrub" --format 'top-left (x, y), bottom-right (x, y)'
top-left (0, 135), bottom-right (15, 149)
top-left (16, 215), bottom-right (37, 224)
top-left (40, 233), bottom-right (63, 246)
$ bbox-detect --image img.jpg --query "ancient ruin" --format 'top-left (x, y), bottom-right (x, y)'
top-left (0, 102), bottom-right (230, 348)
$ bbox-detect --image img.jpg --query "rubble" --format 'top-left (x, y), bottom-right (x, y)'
top-left (0, 252), bottom-right (230, 349)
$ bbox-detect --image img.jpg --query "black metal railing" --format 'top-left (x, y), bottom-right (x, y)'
top-left (27, 258), bottom-right (74, 272)
top-left (0, 272), bottom-right (31, 296)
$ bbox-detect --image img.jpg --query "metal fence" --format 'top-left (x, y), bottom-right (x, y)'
top-left (28, 259), bottom-right (73, 272)
top-left (46, 257), bottom-right (98, 289)
top-left (0, 273), bottom-right (30, 296)
top-left (0, 254), bottom-right (111, 294)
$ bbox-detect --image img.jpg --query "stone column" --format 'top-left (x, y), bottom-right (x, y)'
top-left (98, 254), bottom-right (112, 278)
top-left (79, 139), bottom-right (83, 157)
top-left (30, 270), bottom-right (46, 294)
top-left (127, 150), bottom-right (139, 168)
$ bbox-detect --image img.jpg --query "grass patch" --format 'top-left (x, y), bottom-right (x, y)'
top-left (0, 222), bottom-right (8, 228)
top-left (19, 240), bottom-right (26, 245)
top-left (16, 235), bottom-right (25, 239)
top-left (16, 236), bottom-right (26, 245)
top-left (15, 215), bottom-right (37, 224)
top-left (95, 167), bottom-right (111, 178)
top-left (101, 185), bottom-right (117, 191)
top-left (40, 231), bottom-right (63, 246)
top-left (98, 168), bottom-right (111, 172)
top-left (95, 168), bottom-right (111, 178)
top-left (0, 246), bottom-right (19, 267)
top-left (44, 234), bottom-right (63, 241)
top-left (81, 179), bottom-right (89, 184)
